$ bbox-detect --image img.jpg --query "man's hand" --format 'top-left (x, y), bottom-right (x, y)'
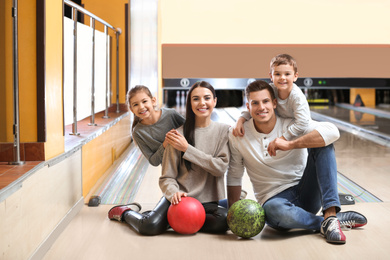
top-left (227, 186), bottom-right (242, 208)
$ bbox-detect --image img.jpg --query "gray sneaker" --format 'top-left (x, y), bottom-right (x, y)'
top-left (336, 211), bottom-right (367, 229)
top-left (240, 190), bottom-right (248, 200)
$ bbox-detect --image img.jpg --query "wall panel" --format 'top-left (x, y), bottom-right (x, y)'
top-left (162, 44), bottom-right (390, 79)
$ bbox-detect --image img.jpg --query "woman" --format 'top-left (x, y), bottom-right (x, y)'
top-left (108, 81), bottom-right (230, 235)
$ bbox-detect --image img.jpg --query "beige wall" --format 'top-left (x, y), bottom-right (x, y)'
top-left (158, 0), bottom-right (390, 79)
top-left (0, 151), bottom-right (82, 259)
top-left (160, 0), bottom-right (390, 44)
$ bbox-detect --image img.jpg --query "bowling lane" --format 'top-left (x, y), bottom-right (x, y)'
top-left (311, 103), bottom-right (390, 147)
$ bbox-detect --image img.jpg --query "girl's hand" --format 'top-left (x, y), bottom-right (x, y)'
top-left (165, 129), bottom-right (189, 152)
top-left (171, 192), bottom-right (187, 205)
top-left (162, 138), bottom-right (169, 148)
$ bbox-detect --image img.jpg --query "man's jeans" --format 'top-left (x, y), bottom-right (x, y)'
top-left (262, 144), bottom-right (341, 231)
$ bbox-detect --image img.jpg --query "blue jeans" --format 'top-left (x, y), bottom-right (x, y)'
top-left (262, 144), bottom-right (341, 231)
top-left (219, 199), bottom-right (228, 208)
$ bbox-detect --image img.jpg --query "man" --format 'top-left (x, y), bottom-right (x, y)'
top-left (227, 80), bottom-right (367, 244)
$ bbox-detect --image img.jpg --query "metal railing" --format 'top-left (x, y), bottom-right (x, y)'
top-left (8, 0), bottom-right (122, 165)
top-left (64, 0), bottom-right (121, 134)
top-left (9, 0), bottom-right (24, 165)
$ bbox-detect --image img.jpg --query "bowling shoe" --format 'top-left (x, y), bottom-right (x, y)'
top-left (320, 216), bottom-right (346, 244)
top-left (240, 190), bottom-right (248, 200)
top-left (108, 202), bottom-right (142, 221)
top-left (336, 211), bottom-right (367, 229)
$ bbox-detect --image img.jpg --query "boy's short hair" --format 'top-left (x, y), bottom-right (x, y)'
top-left (245, 80), bottom-right (276, 100)
top-left (270, 54), bottom-right (298, 74)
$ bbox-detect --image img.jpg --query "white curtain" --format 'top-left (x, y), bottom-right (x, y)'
top-left (129, 0), bottom-right (158, 96)
top-left (63, 17), bottom-right (110, 125)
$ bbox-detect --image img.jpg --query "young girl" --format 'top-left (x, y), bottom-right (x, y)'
top-left (127, 85), bottom-right (185, 166)
top-left (108, 81), bottom-right (230, 235)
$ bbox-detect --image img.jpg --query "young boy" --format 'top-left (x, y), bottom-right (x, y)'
top-left (233, 54), bottom-right (311, 155)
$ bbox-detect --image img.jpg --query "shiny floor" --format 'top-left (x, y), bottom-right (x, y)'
top-left (312, 104), bottom-right (390, 138)
top-left (43, 105), bottom-right (390, 260)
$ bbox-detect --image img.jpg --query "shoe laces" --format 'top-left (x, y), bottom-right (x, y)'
top-left (322, 218), bottom-right (342, 235)
top-left (339, 219), bottom-right (355, 230)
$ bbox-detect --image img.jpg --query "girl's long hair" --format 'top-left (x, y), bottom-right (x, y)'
top-left (126, 85), bottom-right (154, 134)
top-left (183, 81), bottom-right (216, 170)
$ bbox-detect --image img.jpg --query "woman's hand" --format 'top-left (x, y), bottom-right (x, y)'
top-left (171, 192), bottom-right (187, 205)
top-left (165, 129), bottom-right (189, 152)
